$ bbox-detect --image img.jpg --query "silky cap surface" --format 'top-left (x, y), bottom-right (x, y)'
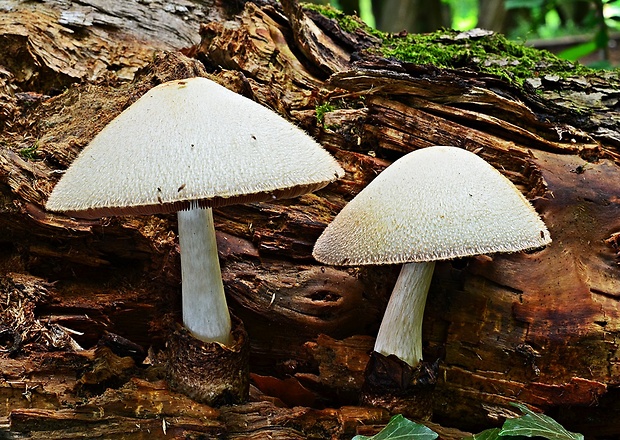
top-left (313, 146), bottom-right (551, 265)
top-left (46, 77), bottom-right (344, 218)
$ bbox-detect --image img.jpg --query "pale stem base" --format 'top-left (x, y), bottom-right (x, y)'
top-left (374, 261), bottom-right (436, 367)
top-left (178, 206), bottom-right (233, 346)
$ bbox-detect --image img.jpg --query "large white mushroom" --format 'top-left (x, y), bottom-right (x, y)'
top-left (47, 77), bottom-right (344, 347)
top-left (313, 145), bottom-right (550, 367)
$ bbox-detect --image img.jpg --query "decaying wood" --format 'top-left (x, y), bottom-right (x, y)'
top-left (166, 315), bottom-right (250, 406)
top-left (1, 0), bottom-right (620, 438)
top-left (0, 0), bottom-right (228, 91)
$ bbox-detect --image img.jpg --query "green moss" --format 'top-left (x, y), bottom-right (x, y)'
top-left (19, 142), bottom-right (39, 161)
top-left (302, 3), bottom-right (381, 37)
top-left (316, 102), bottom-right (336, 125)
top-left (302, 3), bottom-right (593, 87)
top-left (378, 29), bottom-right (592, 86)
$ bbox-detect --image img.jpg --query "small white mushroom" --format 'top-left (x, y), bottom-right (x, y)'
top-left (47, 77), bottom-right (344, 346)
top-left (313, 145), bottom-right (551, 367)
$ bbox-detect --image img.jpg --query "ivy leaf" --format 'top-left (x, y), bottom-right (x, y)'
top-left (499, 403), bottom-right (584, 440)
top-left (352, 414), bottom-right (438, 440)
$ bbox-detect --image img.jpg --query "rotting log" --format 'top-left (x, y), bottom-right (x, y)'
top-left (1, 0), bottom-right (620, 438)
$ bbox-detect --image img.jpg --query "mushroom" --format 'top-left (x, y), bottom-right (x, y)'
top-left (312, 146), bottom-right (550, 367)
top-left (46, 77), bottom-right (344, 346)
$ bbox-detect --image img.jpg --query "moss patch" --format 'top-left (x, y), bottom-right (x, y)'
top-left (315, 102), bottom-right (336, 125)
top-left (379, 29), bottom-right (592, 86)
top-left (302, 3), bottom-right (372, 35)
top-left (302, 3), bottom-right (594, 87)
top-left (19, 141), bottom-right (39, 161)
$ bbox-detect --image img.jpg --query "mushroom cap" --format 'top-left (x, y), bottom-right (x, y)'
top-left (46, 77), bottom-right (344, 219)
top-left (312, 146), bottom-right (551, 265)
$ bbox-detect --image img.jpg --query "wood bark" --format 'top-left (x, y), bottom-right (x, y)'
top-left (1, 0), bottom-right (620, 438)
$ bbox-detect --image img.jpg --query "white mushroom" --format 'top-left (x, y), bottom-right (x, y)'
top-left (47, 77), bottom-right (344, 346)
top-left (313, 145), bottom-right (550, 367)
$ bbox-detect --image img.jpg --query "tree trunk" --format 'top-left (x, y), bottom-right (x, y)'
top-left (477, 0), bottom-right (507, 32)
top-left (377, 0), bottom-right (448, 33)
top-left (1, 0), bottom-right (620, 438)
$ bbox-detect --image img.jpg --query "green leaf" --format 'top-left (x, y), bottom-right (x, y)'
top-left (558, 41), bottom-right (598, 61)
top-left (585, 59), bottom-right (615, 69)
top-left (499, 403), bottom-right (584, 440)
top-left (463, 427), bottom-right (502, 440)
top-left (352, 415), bottom-right (438, 440)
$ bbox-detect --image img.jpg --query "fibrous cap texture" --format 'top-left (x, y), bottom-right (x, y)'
top-left (46, 77), bottom-right (344, 218)
top-left (313, 146), bottom-right (551, 265)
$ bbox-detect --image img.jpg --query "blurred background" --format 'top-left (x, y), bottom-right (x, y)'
top-left (307, 0), bottom-right (620, 68)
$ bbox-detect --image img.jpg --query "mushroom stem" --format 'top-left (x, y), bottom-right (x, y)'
top-left (177, 206), bottom-right (233, 346)
top-left (374, 261), bottom-right (436, 367)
